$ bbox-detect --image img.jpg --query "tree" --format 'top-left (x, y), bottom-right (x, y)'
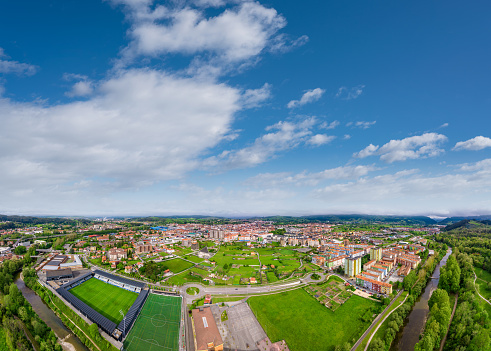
top-left (14, 246), bottom-right (27, 255)
top-left (368, 338), bottom-right (385, 351)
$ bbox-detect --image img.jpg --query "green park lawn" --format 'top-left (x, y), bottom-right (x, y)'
top-left (161, 258), bottom-right (194, 273)
top-left (474, 267), bottom-right (491, 300)
top-left (183, 255), bottom-right (205, 264)
top-left (248, 288), bottom-right (380, 351)
top-left (165, 271), bottom-right (204, 286)
top-left (70, 278), bottom-right (138, 324)
top-left (475, 267), bottom-right (491, 282)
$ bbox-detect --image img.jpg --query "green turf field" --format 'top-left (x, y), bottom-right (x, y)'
top-left (124, 294), bottom-right (181, 351)
top-left (70, 278), bottom-right (138, 324)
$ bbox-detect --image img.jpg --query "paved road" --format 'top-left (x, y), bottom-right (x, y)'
top-left (351, 289), bottom-right (404, 351)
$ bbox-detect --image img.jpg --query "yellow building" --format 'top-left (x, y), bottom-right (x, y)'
top-left (344, 257), bottom-right (362, 278)
top-left (370, 248), bottom-right (382, 261)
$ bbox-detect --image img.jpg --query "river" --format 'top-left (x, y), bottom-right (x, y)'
top-left (391, 249), bottom-right (452, 351)
top-left (14, 275), bottom-right (89, 351)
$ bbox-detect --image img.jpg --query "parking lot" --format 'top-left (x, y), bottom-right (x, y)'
top-left (224, 302), bottom-right (266, 351)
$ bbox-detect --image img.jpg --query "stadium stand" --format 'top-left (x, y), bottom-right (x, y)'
top-left (57, 286), bottom-right (117, 334)
top-left (59, 272), bottom-right (92, 290)
top-left (94, 270), bottom-right (144, 292)
top-left (117, 289), bottom-right (149, 337)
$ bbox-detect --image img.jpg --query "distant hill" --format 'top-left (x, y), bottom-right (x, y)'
top-left (253, 214), bottom-right (437, 225)
top-left (0, 214), bottom-right (89, 228)
top-left (439, 215), bottom-right (491, 225)
top-left (443, 219), bottom-right (491, 231)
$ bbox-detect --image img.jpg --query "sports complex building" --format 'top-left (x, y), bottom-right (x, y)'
top-left (55, 269), bottom-right (182, 351)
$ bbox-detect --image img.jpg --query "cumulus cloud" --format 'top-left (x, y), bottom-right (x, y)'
top-left (308, 134), bottom-right (335, 146)
top-left (111, 0), bottom-right (307, 70)
top-left (0, 48), bottom-right (37, 76)
top-left (203, 118), bottom-right (318, 170)
top-left (0, 69), bottom-right (241, 195)
top-left (453, 136), bottom-right (491, 151)
top-left (335, 85), bottom-right (365, 100)
top-left (287, 88), bottom-right (325, 108)
top-left (354, 133), bottom-right (447, 163)
top-left (240, 83), bottom-right (271, 108)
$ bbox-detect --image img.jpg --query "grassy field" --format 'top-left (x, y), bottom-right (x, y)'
top-left (161, 258), bottom-right (195, 273)
top-left (183, 255), bottom-right (204, 264)
top-left (475, 267), bottom-right (491, 300)
top-left (124, 294), bottom-right (181, 351)
top-left (70, 278), bottom-right (138, 324)
top-left (248, 288), bottom-right (380, 351)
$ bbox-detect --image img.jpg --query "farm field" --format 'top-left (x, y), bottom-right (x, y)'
top-left (69, 278), bottom-right (138, 324)
top-left (248, 288), bottom-right (380, 351)
top-left (124, 294), bottom-right (181, 351)
top-left (305, 275), bottom-right (352, 311)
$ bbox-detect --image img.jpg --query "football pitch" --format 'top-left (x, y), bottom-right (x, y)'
top-left (124, 294), bottom-right (181, 351)
top-left (70, 278), bottom-right (138, 324)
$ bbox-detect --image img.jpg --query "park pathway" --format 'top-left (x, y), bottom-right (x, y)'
top-left (351, 289), bottom-right (404, 351)
top-left (364, 292), bottom-right (409, 351)
top-left (439, 293), bottom-right (458, 351)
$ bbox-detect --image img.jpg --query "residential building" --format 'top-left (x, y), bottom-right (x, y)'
top-left (107, 248), bottom-right (127, 261)
top-left (370, 248), bottom-right (382, 261)
top-left (344, 257), bottom-right (362, 278)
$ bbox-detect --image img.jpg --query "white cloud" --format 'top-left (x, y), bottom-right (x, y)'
top-left (453, 136), bottom-right (491, 151)
top-left (269, 34), bottom-right (309, 53)
top-left (123, 2), bottom-right (288, 63)
top-left (203, 118), bottom-right (317, 170)
top-left (0, 48), bottom-right (37, 76)
top-left (459, 158), bottom-right (491, 172)
top-left (314, 163), bottom-right (491, 212)
top-left (320, 120), bottom-right (339, 130)
top-left (0, 69), bottom-right (241, 195)
top-left (439, 123), bottom-right (449, 128)
top-left (354, 144), bottom-right (379, 158)
top-left (287, 88), bottom-right (325, 108)
top-left (335, 85), bottom-right (365, 100)
top-left (240, 83), bottom-right (271, 108)
top-left (66, 80), bottom-right (93, 97)
top-left (343, 134), bottom-right (351, 140)
top-left (354, 121), bottom-right (376, 129)
top-left (246, 165), bottom-right (377, 187)
top-left (308, 134), bottom-right (335, 146)
top-left (354, 133), bottom-right (447, 163)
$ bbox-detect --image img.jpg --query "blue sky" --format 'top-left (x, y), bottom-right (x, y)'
top-left (1, 0), bottom-right (491, 217)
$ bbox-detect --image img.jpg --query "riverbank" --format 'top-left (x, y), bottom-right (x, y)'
top-left (14, 274), bottom-right (89, 351)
